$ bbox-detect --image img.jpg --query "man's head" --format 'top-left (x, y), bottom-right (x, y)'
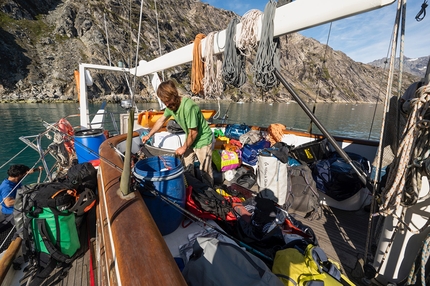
top-left (157, 80), bottom-right (181, 111)
top-left (7, 164), bottom-right (30, 179)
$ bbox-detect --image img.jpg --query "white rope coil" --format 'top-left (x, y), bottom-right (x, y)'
top-left (236, 9), bottom-right (263, 57)
top-left (203, 32), bottom-right (223, 97)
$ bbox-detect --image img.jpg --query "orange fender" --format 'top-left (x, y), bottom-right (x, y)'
top-left (58, 118), bottom-right (75, 154)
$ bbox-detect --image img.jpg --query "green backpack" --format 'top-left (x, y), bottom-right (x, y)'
top-left (31, 201), bottom-right (80, 257)
top-left (14, 181), bottom-right (95, 286)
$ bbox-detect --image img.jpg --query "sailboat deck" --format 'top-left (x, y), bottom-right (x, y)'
top-left (50, 248), bottom-right (93, 286)
top-left (7, 195), bottom-right (372, 286)
top-left (290, 205), bottom-right (371, 285)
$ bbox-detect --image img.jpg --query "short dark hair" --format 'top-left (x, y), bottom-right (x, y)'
top-left (7, 164), bottom-right (30, 177)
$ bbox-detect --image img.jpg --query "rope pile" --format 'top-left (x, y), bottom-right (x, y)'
top-left (222, 18), bottom-right (246, 88)
top-left (191, 33), bottom-right (206, 95)
top-left (236, 9), bottom-right (262, 57)
top-left (203, 32), bottom-right (224, 97)
top-left (379, 82), bottom-right (430, 217)
top-left (407, 231), bottom-right (430, 284)
top-left (267, 123), bottom-right (286, 146)
top-left (253, 0), bottom-right (280, 91)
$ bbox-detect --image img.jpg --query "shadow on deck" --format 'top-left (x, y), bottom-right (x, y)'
top-left (290, 205), bottom-right (373, 285)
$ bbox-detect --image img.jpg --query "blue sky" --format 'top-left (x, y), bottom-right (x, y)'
top-left (203, 0), bottom-right (430, 63)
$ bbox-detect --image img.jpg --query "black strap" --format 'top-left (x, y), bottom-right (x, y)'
top-left (28, 258), bottom-right (57, 286)
top-left (36, 219), bottom-right (72, 264)
top-left (22, 215), bottom-right (34, 261)
top-left (1, 213), bottom-right (14, 224)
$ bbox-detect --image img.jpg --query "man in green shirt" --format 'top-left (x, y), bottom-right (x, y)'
top-left (141, 80), bottom-right (214, 186)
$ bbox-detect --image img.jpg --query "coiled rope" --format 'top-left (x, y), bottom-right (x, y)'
top-left (222, 18), bottom-right (246, 88)
top-left (236, 9), bottom-right (262, 57)
top-left (253, 0), bottom-right (280, 91)
top-left (407, 231), bottom-right (430, 285)
top-left (416, 0), bottom-right (428, 21)
top-left (203, 32), bottom-right (223, 97)
top-left (379, 83), bottom-right (430, 221)
top-left (191, 33), bottom-right (206, 95)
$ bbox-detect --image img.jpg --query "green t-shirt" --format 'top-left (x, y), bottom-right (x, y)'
top-left (163, 97), bottom-right (212, 148)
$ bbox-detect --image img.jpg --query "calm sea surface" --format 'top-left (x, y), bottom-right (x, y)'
top-left (0, 101), bottom-right (383, 182)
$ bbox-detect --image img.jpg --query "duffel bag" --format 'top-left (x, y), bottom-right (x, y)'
top-left (241, 139), bottom-right (270, 166)
top-left (225, 123), bottom-right (251, 140)
top-left (182, 237), bottom-right (284, 286)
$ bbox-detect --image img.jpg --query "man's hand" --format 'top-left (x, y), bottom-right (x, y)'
top-left (141, 135), bottom-right (151, 144)
top-left (28, 166), bottom-right (43, 174)
top-left (175, 145), bottom-right (187, 156)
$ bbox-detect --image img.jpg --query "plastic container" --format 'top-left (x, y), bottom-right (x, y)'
top-left (152, 131), bottom-right (186, 150)
top-left (74, 129), bottom-right (106, 163)
top-left (133, 156), bottom-right (185, 235)
top-left (290, 138), bottom-right (331, 164)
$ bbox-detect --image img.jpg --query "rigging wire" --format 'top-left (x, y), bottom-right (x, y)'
top-left (103, 13), bottom-right (112, 67)
top-left (308, 22), bottom-right (332, 134)
top-left (154, 0), bottom-right (165, 81)
top-left (0, 145), bottom-right (30, 170)
top-left (128, 0), bottom-right (133, 71)
top-left (130, 0), bottom-right (146, 106)
top-left (366, 0), bottom-right (407, 141)
top-left (363, 0), bottom-right (409, 271)
top-left (0, 226), bottom-right (16, 251)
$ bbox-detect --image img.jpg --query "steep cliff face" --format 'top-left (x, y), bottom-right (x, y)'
top-left (0, 0), bottom-right (419, 103)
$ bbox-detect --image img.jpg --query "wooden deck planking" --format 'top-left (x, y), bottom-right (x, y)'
top-left (291, 205), bottom-right (371, 285)
top-left (58, 209), bottom-right (96, 286)
top-left (55, 249), bottom-right (90, 286)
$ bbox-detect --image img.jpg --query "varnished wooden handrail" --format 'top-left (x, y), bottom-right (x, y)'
top-left (0, 237), bottom-right (22, 283)
top-left (97, 133), bottom-right (187, 285)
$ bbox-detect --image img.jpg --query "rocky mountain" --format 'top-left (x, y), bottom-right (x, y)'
top-left (368, 56), bottom-right (429, 78)
top-left (0, 0), bottom-right (420, 103)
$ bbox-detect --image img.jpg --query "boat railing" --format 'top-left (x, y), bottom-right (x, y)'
top-left (16, 109), bottom-right (127, 182)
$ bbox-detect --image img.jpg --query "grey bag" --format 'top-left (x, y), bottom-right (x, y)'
top-left (239, 130), bottom-right (262, 145)
top-left (288, 165), bottom-right (321, 219)
top-left (182, 237), bottom-right (284, 286)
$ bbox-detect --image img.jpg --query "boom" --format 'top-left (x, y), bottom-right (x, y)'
top-left (131, 0), bottom-right (395, 77)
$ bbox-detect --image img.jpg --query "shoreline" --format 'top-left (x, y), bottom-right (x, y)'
top-left (0, 98), bottom-right (381, 104)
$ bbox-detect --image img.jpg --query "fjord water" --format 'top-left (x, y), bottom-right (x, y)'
top-left (0, 102), bottom-right (383, 181)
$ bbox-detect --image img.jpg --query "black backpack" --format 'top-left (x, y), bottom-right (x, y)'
top-left (65, 162), bottom-right (98, 192)
top-left (13, 180), bottom-right (96, 286)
